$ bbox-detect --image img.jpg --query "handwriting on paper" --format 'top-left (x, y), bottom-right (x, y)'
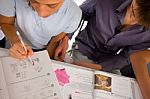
top-left (10, 58), bottom-right (43, 79)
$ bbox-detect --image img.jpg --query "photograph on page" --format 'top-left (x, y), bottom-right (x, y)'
top-left (94, 74), bottom-right (112, 92)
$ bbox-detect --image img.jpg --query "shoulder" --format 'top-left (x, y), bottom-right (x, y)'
top-left (58, 0), bottom-right (81, 14)
top-left (96, 0), bottom-right (122, 10)
top-left (0, 0), bottom-right (16, 16)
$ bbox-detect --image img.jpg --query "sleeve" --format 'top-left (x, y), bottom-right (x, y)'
top-left (101, 40), bottom-right (150, 71)
top-left (80, 0), bottom-right (96, 17)
top-left (106, 26), bottom-right (150, 51)
top-left (0, 0), bottom-right (16, 16)
top-left (99, 53), bottom-right (130, 71)
top-left (63, 0), bottom-right (82, 34)
top-left (127, 41), bottom-right (150, 54)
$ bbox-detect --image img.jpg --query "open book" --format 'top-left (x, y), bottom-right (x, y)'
top-left (52, 60), bottom-right (143, 99)
top-left (0, 48), bottom-right (143, 99)
top-left (0, 49), bottom-right (62, 99)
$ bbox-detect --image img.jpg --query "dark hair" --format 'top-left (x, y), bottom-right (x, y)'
top-left (136, 0), bottom-right (150, 28)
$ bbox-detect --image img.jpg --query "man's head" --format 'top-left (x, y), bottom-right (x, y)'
top-left (29, 0), bottom-right (64, 17)
top-left (135, 0), bottom-right (150, 28)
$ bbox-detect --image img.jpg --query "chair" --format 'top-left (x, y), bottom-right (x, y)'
top-left (130, 50), bottom-right (150, 99)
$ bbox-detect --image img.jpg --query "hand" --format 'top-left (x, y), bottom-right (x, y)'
top-left (9, 41), bottom-right (33, 59)
top-left (73, 61), bottom-right (102, 70)
top-left (46, 32), bottom-right (66, 59)
top-left (54, 36), bottom-right (69, 61)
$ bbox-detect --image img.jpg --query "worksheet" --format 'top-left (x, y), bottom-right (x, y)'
top-left (0, 48), bottom-right (9, 57)
top-left (52, 60), bottom-right (143, 99)
top-left (0, 61), bottom-right (9, 99)
top-left (52, 61), bottom-right (94, 99)
top-left (0, 50), bottom-right (62, 99)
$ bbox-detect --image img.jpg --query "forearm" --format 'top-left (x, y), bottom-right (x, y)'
top-left (0, 15), bottom-right (19, 45)
top-left (130, 50), bottom-right (150, 99)
top-left (1, 24), bottom-right (19, 45)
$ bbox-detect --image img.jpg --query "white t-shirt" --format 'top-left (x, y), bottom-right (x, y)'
top-left (0, 0), bottom-right (82, 49)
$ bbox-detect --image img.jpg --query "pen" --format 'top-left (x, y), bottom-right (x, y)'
top-left (17, 31), bottom-right (33, 64)
top-left (69, 94), bottom-right (72, 99)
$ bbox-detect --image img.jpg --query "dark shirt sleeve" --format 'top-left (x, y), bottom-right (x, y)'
top-left (106, 25), bottom-right (150, 51)
top-left (127, 41), bottom-right (150, 54)
top-left (80, 0), bottom-right (96, 17)
top-left (100, 41), bottom-right (150, 71)
top-left (99, 53), bottom-right (130, 71)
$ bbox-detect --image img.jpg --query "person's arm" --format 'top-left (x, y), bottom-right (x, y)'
top-left (100, 54), bottom-right (131, 71)
top-left (106, 26), bottom-right (150, 51)
top-left (54, 0), bottom-right (82, 61)
top-left (0, 15), bottom-right (33, 59)
top-left (0, 15), bottom-right (19, 44)
top-left (130, 50), bottom-right (150, 99)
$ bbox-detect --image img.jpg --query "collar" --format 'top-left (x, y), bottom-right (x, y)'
top-left (116, 0), bottom-right (132, 25)
top-left (116, 0), bottom-right (132, 14)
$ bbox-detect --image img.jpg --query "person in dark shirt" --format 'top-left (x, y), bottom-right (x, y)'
top-left (54, 0), bottom-right (150, 72)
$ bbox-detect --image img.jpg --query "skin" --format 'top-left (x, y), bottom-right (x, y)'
top-left (30, 0), bottom-right (64, 17)
top-left (0, 0), bottom-right (64, 59)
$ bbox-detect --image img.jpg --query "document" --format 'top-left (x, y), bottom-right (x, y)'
top-left (52, 60), bottom-right (143, 99)
top-left (0, 50), bottom-right (62, 99)
top-left (0, 48), bottom-right (143, 99)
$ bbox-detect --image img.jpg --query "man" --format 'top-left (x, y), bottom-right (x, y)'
top-left (55, 0), bottom-right (150, 72)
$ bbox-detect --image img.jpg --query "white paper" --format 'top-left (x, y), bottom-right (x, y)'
top-left (0, 60), bottom-right (10, 99)
top-left (112, 76), bottom-right (131, 98)
top-left (131, 79), bottom-right (143, 99)
top-left (94, 71), bottom-right (132, 99)
top-left (1, 50), bottom-right (62, 99)
top-left (0, 48), bottom-right (9, 57)
top-left (52, 61), bottom-right (94, 99)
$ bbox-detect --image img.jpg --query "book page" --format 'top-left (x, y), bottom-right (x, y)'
top-left (0, 48), bottom-right (9, 57)
top-left (94, 71), bottom-right (132, 99)
top-left (131, 79), bottom-right (143, 99)
top-left (1, 50), bottom-right (62, 99)
top-left (52, 60), bottom-right (94, 99)
top-left (0, 60), bottom-right (10, 99)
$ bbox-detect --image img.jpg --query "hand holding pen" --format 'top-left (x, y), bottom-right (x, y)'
top-left (9, 31), bottom-right (33, 60)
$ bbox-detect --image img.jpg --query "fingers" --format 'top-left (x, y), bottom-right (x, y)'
top-left (60, 36), bottom-right (69, 60)
top-left (60, 43), bottom-right (68, 60)
top-left (26, 45), bottom-right (34, 56)
top-left (54, 45), bottom-right (64, 61)
top-left (9, 48), bottom-right (27, 59)
top-left (9, 41), bottom-right (33, 59)
top-left (54, 40), bottom-right (68, 61)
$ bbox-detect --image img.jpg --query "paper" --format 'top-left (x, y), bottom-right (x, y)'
top-left (0, 48), bottom-right (9, 57)
top-left (52, 61), bottom-right (94, 99)
top-left (1, 50), bottom-right (62, 99)
top-left (52, 60), bottom-right (143, 99)
top-left (0, 60), bottom-right (9, 99)
top-left (131, 79), bottom-right (143, 99)
top-left (94, 71), bottom-right (132, 99)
